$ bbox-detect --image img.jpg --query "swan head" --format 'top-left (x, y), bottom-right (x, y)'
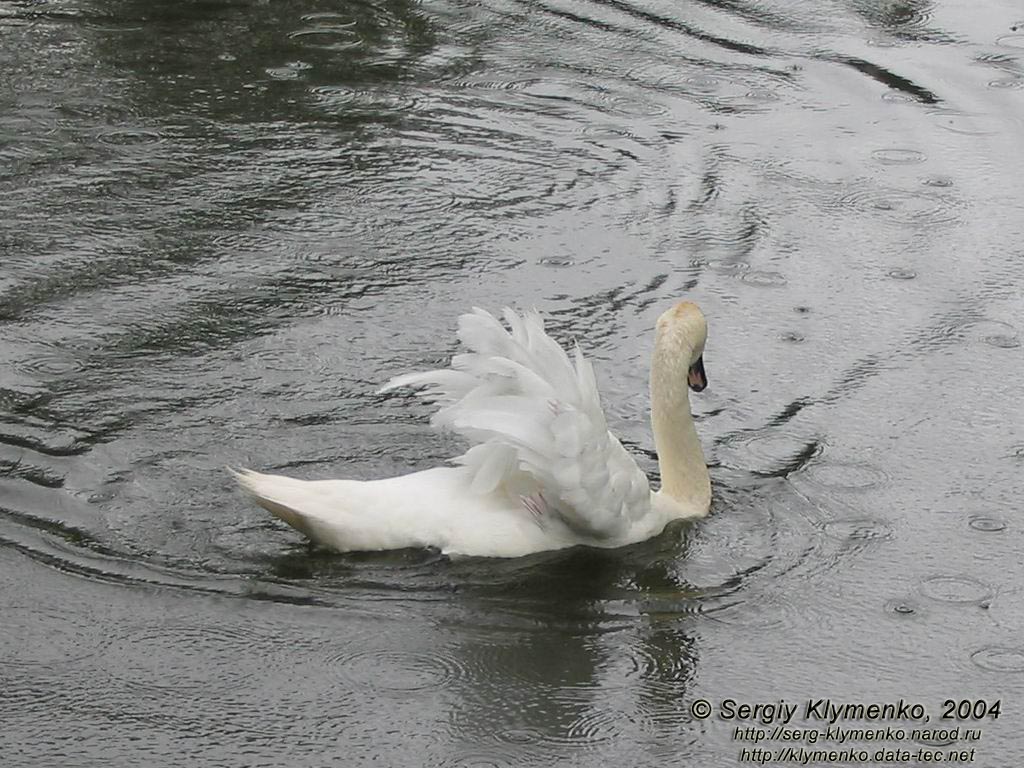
top-left (655, 301), bottom-right (708, 392)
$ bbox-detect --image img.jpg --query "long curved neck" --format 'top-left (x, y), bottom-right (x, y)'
top-left (650, 362), bottom-right (710, 512)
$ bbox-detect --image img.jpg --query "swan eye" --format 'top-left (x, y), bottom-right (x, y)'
top-left (687, 356), bottom-right (707, 392)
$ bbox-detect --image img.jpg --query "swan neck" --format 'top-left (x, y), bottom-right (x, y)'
top-left (651, 368), bottom-right (710, 512)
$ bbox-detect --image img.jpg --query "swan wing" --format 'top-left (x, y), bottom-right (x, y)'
top-left (381, 308), bottom-right (651, 539)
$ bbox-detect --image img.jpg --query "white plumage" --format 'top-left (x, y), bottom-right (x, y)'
top-left (234, 301), bottom-right (711, 558)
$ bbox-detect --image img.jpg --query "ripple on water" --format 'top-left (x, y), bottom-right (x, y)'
top-left (968, 515), bottom-right (1006, 532)
top-left (819, 518), bottom-right (895, 544)
top-left (325, 648), bottom-right (465, 693)
top-left (716, 429), bottom-right (822, 475)
top-left (884, 598), bottom-right (922, 617)
top-left (558, 708), bottom-right (645, 749)
top-left (699, 591), bottom-right (800, 630)
top-left (881, 91), bottom-right (915, 104)
top-left (970, 646), bottom-right (1024, 673)
top-left (244, 344), bottom-right (319, 373)
top-left (289, 21), bottom-right (361, 52)
top-left (799, 460), bottom-right (890, 491)
top-left (605, 92), bottom-right (670, 118)
top-left (537, 256), bottom-right (575, 268)
top-left (97, 128), bottom-right (165, 146)
top-left (1, 604), bottom-right (110, 667)
top-left (101, 622), bottom-right (292, 695)
top-left (430, 748), bottom-right (526, 768)
top-left (996, 34), bottom-right (1024, 50)
top-left (675, 489), bottom-right (825, 625)
top-left (624, 635), bottom-right (696, 686)
top-left (930, 110), bottom-right (999, 136)
top-left (12, 349), bottom-right (87, 377)
top-left (918, 574), bottom-right (994, 605)
top-left (265, 61), bottom-right (313, 80)
top-left (988, 77), bottom-right (1024, 89)
top-left (871, 148), bottom-right (926, 165)
top-left (308, 84), bottom-right (420, 118)
top-left (623, 61), bottom-right (730, 98)
top-left (833, 187), bottom-right (960, 226)
top-left (982, 334), bottom-right (1020, 349)
top-left (887, 268), bottom-right (916, 280)
top-left (921, 175), bottom-right (953, 188)
top-left (743, 88), bottom-right (780, 103)
top-left (684, 75), bottom-right (723, 92)
top-left (958, 319), bottom-right (1020, 349)
top-left (739, 270), bottom-right (788, 288)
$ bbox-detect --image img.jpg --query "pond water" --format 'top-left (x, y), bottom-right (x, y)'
top-left (2, 0), bottom-right (1023, 764)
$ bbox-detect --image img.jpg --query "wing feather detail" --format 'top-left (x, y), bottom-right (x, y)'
top-left (380, 308), bottom-right (651, 539)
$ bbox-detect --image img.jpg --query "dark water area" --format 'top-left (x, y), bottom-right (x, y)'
top-left (2, 0), bottom-right (1024, 764)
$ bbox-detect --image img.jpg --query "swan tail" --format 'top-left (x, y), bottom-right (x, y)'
top-left (230, 468), bottom-right (332, 540)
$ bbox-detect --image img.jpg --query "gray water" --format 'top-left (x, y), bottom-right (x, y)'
top-left (2, 0), bottom-right (1023, 765)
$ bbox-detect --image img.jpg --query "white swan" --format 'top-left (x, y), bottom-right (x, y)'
top-left (234, 301), bottom-right (711, 558)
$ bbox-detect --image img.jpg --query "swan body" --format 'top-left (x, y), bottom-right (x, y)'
top-left (235, 301), bottom-right (711, 558)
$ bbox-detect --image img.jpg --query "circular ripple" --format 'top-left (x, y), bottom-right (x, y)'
top-left (921, 175), bottom-right (953, 188)
top-left (1, 605), bottom-right (110, 666)
top-left (265, 61), bottom-right (312, 80)
top-left (97, 128), bottom-right (164, 146)
top-left (996, 34), bottom-right (1024, 49)
top-left (12, 351), bottom-right (86, 376)
top-left (835, 188), bottom-right (960, 226)
top-left (328, 649), bottom-right (461, 693)
top-left (958, 319), bottom-right (1020, 348)
top-left (821, 518), bottom-right (894, 543)
top-left (989, 77), bottom-right (1024, 89)
top-left (919, 575), bottom-right (993, 604)
top-left (740, 270), bottom-right (787, 287)
top-left (537, 256), bottom-right (574, 267)
top-left (931, 111), bottom-right (999, 136)
top-left (684, 75), bottom-right (721, 91)
top-left (717, 430), bottom-right (821, 474)
top-left (100, 621), bottom-right (307, 696)
top-left (881, 91), bottom-right (915, 104)
top-left (871, 148), bottom-right (926, 165)
top-left (696, 258), bottom-right (747, 274)
top-left (607, 93), bottom-right (669, 118)
top-left (288, 26), bottom-right (361, 51)
top-left (699, 592), bottom-right (797, 630)
top-left (969, 516), bottom-right (1006, 532)
top-left (781, 331), bottom-right (804, 343)
top-left (744, 88), bottom-right (779, 103)
top-left (983, 334), bottom-right (1020, 348)
top-left (800, 461), bottom-right (889, 491)
top-left (309, 86), bottom-right (421, 120)
top-left (431, 750), bottom-right (513, 768)
top-left (562, 708), bottom-right (636, 747)
top-left (888, 268), bottom-right (916, 280)
top-left (625, 639), bottom-right (696, 686)
top-left (970, 646), bottom-right (1024, 673)
top-left (884, 599), bottom-right (919, 616)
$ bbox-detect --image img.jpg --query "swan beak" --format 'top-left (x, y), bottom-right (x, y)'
top-left (687, 356), bottom-right (707, 392)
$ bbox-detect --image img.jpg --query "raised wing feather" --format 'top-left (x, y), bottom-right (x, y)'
top-left (380, 308), bottom-right (651, 539)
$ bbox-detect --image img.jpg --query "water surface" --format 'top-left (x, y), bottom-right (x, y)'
top-left (2, 0), bottom-right (1024, 764)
